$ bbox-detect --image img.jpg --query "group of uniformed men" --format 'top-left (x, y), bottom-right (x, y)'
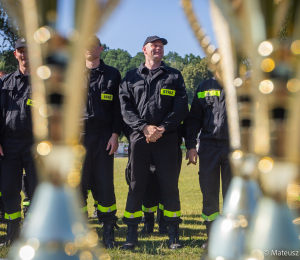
top-left (0, 35), bottom-right (231, 250)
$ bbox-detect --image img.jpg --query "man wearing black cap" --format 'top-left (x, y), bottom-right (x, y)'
top-left (119, 36), bottom-right (189, 250)
top-left (0, 38), bottom-right (37, 246)
top-left (80, 35), bottom-right (122, 249)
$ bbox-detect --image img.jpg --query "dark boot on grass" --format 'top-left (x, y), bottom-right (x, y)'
top-left (103, 219), bottom-right (118, 249)
top-left (140, 212), bottom-right (154, 234)
top-left (158, 210), bottom-right (168, 234)
top-left (201, 221), bottom-right (213, 250)
top-left (168, 223), bottom-right (182, 249)
top-left (0, 221), bottom-right (20, 247)
top-left (120, 225), bottom-right (138, 250)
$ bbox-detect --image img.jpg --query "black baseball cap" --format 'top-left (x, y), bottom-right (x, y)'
top-left (143, 36), bottom-right (168, 47)
top-left (15, 38), bottom-right (27, 49)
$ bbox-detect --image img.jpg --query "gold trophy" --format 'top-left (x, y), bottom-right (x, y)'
top-left (182, 0), bottom-right (300, 259)
top-left (2, 0), bottom-right (120, 259)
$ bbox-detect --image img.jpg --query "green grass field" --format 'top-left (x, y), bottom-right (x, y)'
top-left (0, 157), bottom-right (222, 259)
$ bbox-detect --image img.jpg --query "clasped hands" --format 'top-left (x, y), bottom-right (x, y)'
top-left (143, 125), bottom-right (165, 143)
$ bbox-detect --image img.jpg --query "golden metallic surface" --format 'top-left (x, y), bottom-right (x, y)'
top-left (232, 150), bottom-right (243, 160)
top-left (34, 27), bottom-right (51, 44)
top-left (287, 78), bottom-right (300, 92)
top-left (258, 41), bottom-right (273, 56)
top-left (260, 58), bottom-right (275, 72)
top-left (37, 65), bottom-right (51, 79)
top-left (258, 157), bottom-right (274, 173)
top-left (37, 141), bottom-right (52, 156)
top-left (65, 242), bottom-right (78, 256)
top-left (259, 80), bottom-right (274, 94)
top-left (291, 40), bottom-right (300, 55)
top-left (233, 78), bottom-right (243, 87)
top-left (79, 250), bottom-right (93, 260)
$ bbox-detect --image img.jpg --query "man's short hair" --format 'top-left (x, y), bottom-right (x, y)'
top-left (87, 35), bottom-right (101, 47)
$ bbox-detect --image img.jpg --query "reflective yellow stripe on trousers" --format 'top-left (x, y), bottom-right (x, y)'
top-left (142, 205), bottom-right (157, 213)
top-left (164, 209), bottom-right (181, 218)
top-left (98, 204), bottom-right (116, 213)
top-left (202, 212), bottom-right (219, 221)
top-left (124, 211), bottom-right (143, 218)
top-left (5, 212), bottom-right (22, 220)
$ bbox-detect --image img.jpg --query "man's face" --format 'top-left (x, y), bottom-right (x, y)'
top-left (14, 47), bottom-right (28, 67)
top-left (85, 43), bottom-right (103, 61)
top-left (143, 40), bottom-right (164, 62)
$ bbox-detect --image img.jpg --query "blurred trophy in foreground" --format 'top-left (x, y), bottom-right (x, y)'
top-left (2, 0), bottom-right (120, 259)
top-left (182, 0), bottom-right (300, 259)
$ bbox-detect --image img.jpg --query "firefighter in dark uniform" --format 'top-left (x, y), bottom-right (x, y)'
top-left (186, 71), bottom-right (232, 249)
top-left (80, 35), bottom-right (122, 249)
top-left (140, 122), bottom-right (187, 235)
top-left (0, 38), bottom-right (37, 246)
top-left (119, 36), bottom-right (189, 250)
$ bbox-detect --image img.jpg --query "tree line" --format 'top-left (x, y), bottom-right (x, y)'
top-left (0, 1), bottom-right (211, 105)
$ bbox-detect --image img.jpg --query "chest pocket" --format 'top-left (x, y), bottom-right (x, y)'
top-left (160, 76), bottom-right (177, 95)
top-left (129, 80), bottom-right (145, 101)
top-left (100, 79), bottom-right (115, 102)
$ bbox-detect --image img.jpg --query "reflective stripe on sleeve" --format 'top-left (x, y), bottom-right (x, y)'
top-left (142, 205), bottom-right (157, 213)
top-left (202, 212), bottom-right (220, 221)
top-left (197, 90), bottom-right (220, 98)
top-left (5, 212), bottom-right (22, 220)
top-left (23, 201), bottom-right (30, 206)
top-left (124, 210), bottom-right (143, 219)
top-left (164, 209), bottom-right (181, 218)
top-left (97, 204), bottom-right (116, 213)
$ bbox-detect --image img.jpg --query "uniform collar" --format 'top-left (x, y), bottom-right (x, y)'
top-left (85, 59), bottom-right (106, 73)
top-left (138, 61), bottom-right (168, 75)
top-left (14, 67), bottom-right (30, 78)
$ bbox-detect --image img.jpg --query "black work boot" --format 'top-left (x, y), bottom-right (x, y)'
top-left (102, 220), bottom-right (118, 249)
top-left (0, 221), bottom-right (20, 247)
top-left (140, 212), bottom-right (154, 234)
top-left (168, 223), bottom-right (182, 249)
top-left (158, 210), bottom-right (168, 234)
top-left (120, 225), bottom-right (138, 250)
top-left (201, 221), bottom-right (213, 250)
top-left (91, 207), bottom-right (98, 219)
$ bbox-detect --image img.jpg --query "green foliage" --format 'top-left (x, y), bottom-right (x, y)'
top-left (100, 47), bottom-right (210, 105)
top-left (101, 48), bottom-right (132, 78)
top-left (182, 57), bottom-right (212, 102)
top-left (0, 50), bottom-right (18, 72)
top-left (0, 2), bottom-right (20, 73)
